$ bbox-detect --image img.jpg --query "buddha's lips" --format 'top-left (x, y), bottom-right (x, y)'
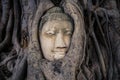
top-left (52, 50), bottom-right (67, 54)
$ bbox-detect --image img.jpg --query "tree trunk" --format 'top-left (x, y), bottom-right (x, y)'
top-left (0, 0), bottom-right (119, 80)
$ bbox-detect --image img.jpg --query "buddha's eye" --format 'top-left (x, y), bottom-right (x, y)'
top-left (46, 31), bottom-right (55, 36)
top-left (66, 32), bottom-right (72, 35)
top-left (64, 31), bottom-right (72, 36)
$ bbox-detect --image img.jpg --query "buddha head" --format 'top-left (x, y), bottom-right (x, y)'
top-left (39, 7), bottom-right (74, 61)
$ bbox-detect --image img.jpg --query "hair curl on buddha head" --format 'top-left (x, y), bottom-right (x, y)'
top-left (39, 7), bottom-right (74, 30)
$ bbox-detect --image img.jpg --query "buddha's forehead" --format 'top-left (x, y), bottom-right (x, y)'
top-left (42, 20), bottom-right (73, 31)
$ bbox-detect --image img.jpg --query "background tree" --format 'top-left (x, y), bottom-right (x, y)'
top-left (0, 0), bottom-right (119, 80)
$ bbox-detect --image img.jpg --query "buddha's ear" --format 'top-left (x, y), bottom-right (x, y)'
top-left (61, 0), bottom-right (86, 66)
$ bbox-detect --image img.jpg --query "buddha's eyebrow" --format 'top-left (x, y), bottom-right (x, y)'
top-left (64, 28), bottom-right (72, 31)
top-left (46, 27), bottom-right (56, 32)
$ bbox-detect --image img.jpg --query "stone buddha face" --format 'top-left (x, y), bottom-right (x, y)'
top-left (39, 7), bottom-right (74, 61)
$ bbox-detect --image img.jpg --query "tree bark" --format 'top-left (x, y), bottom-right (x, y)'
top-left (0, 0), bottom-right (119, 80)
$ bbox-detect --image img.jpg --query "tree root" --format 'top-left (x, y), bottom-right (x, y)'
top-left (0, 10), bottom-right (13, 52)
top-left (12, 0), bottom-right (21, 52)
top-left (0, 0), bottom-right (10, 42)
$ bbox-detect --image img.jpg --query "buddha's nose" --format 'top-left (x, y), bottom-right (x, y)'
top-left (55, 33), bottom-right (66, 49)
